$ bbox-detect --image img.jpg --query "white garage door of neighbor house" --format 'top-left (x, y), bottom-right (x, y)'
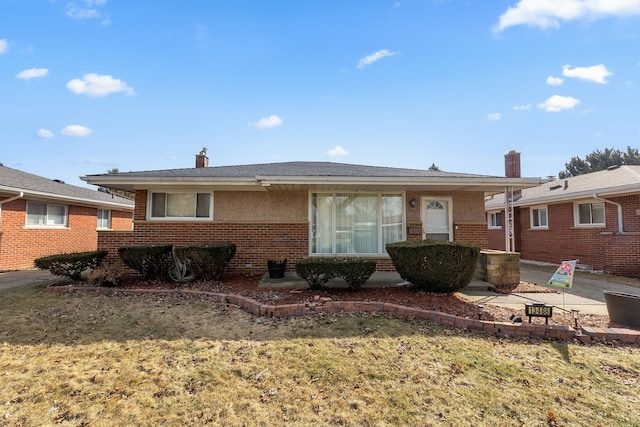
top-left (422, 198), bottom-right (452, 241)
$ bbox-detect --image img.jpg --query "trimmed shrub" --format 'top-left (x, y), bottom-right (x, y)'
top-left (386, 240), bottom-right (480, 293)
top-left (118, 245), bottom-right (173, 281)
top-left (334, 258), bottom-right (377, 291)
top-left (173, 242), bottom-right (236, 281)
top-left (295, 257), bottom-right (377, 291)
top-left (295, 257), bottom-right (337, 290)
top-left (34, 250), bottom-right (108, 280)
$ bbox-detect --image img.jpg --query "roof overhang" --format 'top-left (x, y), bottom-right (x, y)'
top-left (485, 183), bottom-right (640, 209)
top-left (81, 174), bottom-right (543, 195)
top-left (0, 185), bottom-right (134, 210)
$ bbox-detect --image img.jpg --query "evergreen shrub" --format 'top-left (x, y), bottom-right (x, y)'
top-left (34, 250), bottom-right (108, 281)
top-left (296, 257), bottom-right (376, 291)
top-left (117, 245), bottom-right (173, 281)
top-left (386, 240), bottom-right (480, 293)
top-left (173, 242), bottom-right (236, 281)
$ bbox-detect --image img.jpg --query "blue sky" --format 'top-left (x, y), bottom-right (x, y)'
top-left (2, 0), bottom-right (640, 187)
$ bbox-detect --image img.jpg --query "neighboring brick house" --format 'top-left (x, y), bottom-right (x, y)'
top-left (81, 150), bottom-right (541, 275)
top-left (0, 164), bottom-right (134, 271)
top-left (486, 163), bottom-right (640, 278)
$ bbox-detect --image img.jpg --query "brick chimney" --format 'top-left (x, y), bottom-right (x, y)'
top-left (504, 150), bottom-right (522, 200)
top-left (195, 147), bottom-right (209, 168)
top-left (504, 150), bottom-right (521, 178)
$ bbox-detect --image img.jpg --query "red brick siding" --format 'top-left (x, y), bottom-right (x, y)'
top-left (0, 198), bottom-right (132, 271)
top-left (454, 222), bottom-right (488, 248)
top-left (487, 195), bottom-right (640, 277)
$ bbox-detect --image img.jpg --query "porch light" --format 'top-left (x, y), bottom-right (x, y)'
top-left (410, 198), bottom-right (417, 208)
top-left (571, 309), bottom-right (580, 329)
top-left (477, 304), bottom-right (485, 320)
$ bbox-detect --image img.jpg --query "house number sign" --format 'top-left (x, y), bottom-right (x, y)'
top-left (525, 303), bottom-right (553, 324)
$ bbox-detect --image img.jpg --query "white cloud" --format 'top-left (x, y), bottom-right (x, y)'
top-left (66, 0), bottom-right (110, 25)
top-left (546, 76), bottom-right (564, 86)
top-left (357, 49), bottom-right (397, 69)
top-left (66, 73), bottom-right (135, 97)
top-left (37, 129), bottom-right (54, 138)
top-left (538, 95), bottom-right (580, 112)
top-left (487, 113), bottom-right (502, 121)
top-left (494, 0), bottom-right (640, 32)
top-left (513, 103), bottom-right (532, 110)
top-left (562, 64), bottom-right (612, 84)
top-left (16, 68), bottom-right (49, 80)
top-left (61, 125), bottom-right (92, 137)
top-left (251, 115), bottom-right (283, 129)
top-left (0, 39), bottom-right (8, 54)
top-left (326, 145), bottom-right (348, 157)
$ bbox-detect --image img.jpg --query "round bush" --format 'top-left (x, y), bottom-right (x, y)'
top-left (386, 240), bottom-right (480, 293)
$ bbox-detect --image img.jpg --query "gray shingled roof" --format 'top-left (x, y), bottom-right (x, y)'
top-left (0, 164), bottom-right (134, 209)
top-left (84, 161), bottom-right (491, 179)
top-left (485, 165), bottom-right (640, 209)
top-left (82, 161), bottom-right (543, 194)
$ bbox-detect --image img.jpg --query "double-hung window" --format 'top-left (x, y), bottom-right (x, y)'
top-left (530, 206), bottom-right (548, 229)
top-left (97, 209), bottom-right (111, 229)
top-left (311, 192), bottom-right (404, 255)
top-left (148, 191), bottom-right (212, 220)
top-left (26, 202), bottom-right (67, 227)
top-left (574, 201), bottom-right (605, 227)
top-left (488, 211), bottom-right (502, 229)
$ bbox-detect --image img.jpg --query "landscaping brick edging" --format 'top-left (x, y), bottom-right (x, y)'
top-left (46, 286), bottom-right (640, 345)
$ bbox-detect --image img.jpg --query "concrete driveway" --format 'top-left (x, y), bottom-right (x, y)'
top-left (462, 263), bottom-right (640, 316)
top-left (0, 269), bottom-right (58, 290)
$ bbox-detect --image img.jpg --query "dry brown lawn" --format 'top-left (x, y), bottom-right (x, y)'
top-left (1, 280), bottom-right (639, 426)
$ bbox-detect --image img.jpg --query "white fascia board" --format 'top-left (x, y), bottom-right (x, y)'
top-left (82, 176), bottom-right (263, 190)
top-left (257, 175), bottom-right (543, 189)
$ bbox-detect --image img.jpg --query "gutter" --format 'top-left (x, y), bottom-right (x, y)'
top-left (593, 193), bottom-right (624, 234)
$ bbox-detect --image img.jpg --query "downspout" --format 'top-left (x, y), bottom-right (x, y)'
top-left (0, 192), bottom-right (24, 218)
top-left (593, 193), bottom-right (623, 234)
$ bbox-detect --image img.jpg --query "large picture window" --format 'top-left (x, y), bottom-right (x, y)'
top-left (311, 192), bottom-right (404, 255)
top-left (574, 201), bottom-right (605, 227)
top-left (26, 202), bottom-right (67, 227)
top-left (148, 192), bottom-right (212, 220)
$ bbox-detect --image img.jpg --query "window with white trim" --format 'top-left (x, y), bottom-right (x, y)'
top-left (97, 209), bottom-right (111, 229)
top-left (311, 192), bottom-right (404, 255)
top-left (488, 211), bottom-right (502, 229)
top-left (148, 192), bottom-right (212, 220)
top-left (26, 202), bottom-right (67, 227)
top-left (574, 201), bottom-right (605, 227)
top-left (530, 206), bottom-right (548, 229)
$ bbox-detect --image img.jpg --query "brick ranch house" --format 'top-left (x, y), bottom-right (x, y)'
top-left (0, 164), bottom-right (134, 271)
top-left (486, 161), bottom-right (640, 278)
top-left (81, 150), bottom-right (541, 275)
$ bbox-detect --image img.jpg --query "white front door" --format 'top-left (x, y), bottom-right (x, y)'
top-left (422, 198), bottom-right (452, 241)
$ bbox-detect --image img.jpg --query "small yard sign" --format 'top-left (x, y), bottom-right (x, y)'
top-left (525, 303), bottom-right (553, 324)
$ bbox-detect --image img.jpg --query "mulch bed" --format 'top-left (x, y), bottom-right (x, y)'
top-left (75, 274), bottom-right (614, 329)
